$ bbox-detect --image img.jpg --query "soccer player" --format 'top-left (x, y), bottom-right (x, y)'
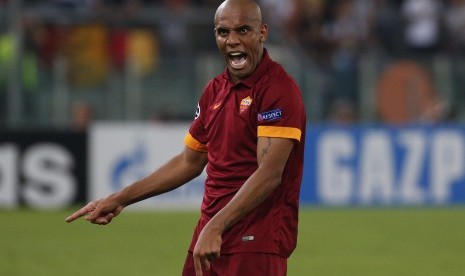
top-left (65, 0), bottom-right (306, 275)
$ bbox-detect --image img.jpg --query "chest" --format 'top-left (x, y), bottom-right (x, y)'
top-left (204, 85), bottom-right (258, 139)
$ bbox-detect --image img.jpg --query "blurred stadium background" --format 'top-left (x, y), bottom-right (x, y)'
top-left (1, 0), bottom-right (465, 275)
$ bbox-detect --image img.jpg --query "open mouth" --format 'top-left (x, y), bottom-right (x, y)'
top-left (228, 52), bottom-right (247, 69)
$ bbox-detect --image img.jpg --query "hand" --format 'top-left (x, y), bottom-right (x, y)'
top-left (65, 196), bottom-right (124, 225)
top-left (192, 224), bottom-right (222, 276)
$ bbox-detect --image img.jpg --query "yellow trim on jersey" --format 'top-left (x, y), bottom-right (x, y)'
top-left (257, 126), bottom-right (302, 142)
top-left (184, 133), bottom-right (208, 152)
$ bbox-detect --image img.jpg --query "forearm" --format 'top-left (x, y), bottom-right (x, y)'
top-left (204, 137), bottom-right (294, 235)
top-left (113, 151), bottom-right (206, 207)
top-left (207, 167), bottom-right (282, 233)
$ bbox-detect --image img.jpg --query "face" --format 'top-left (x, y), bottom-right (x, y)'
top-left (214, 4), bottom-right (268, 83)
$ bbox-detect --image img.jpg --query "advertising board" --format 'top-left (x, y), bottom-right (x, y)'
top-left (0, 131), bottom-right (87, 208)
top-left (301, 125), bottom-right (465, 205)
top-left (89, 123), bottom-right (205, 209)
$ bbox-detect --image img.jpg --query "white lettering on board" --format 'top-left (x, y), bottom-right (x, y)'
top-left (359, 131), bottom-right (394, 204)
top-left (318, 131), bottom-right (354, 205)
top-left (430, 131), bottom-right (464, 203)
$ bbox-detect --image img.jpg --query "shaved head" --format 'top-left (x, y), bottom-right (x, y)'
top-left (215, 0), bottom-right (262, 25)
top-left (213, 0), bottom-right (268, 83)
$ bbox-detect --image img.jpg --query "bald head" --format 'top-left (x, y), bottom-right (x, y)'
top-left (213, 0), bottom-right (268, 83)
top-left (215, 0), bottom-right (262, 25)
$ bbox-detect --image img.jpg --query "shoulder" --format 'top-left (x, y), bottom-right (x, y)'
top-left (273, 63), bottom-right (299, 88)
top-left (199, 73), bottom-right (227, 102)
top-left (204, 72), bottom-right (228, 93)
top-left (259, 62), bottom-right (302, 97)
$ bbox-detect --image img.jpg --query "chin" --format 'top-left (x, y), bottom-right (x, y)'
top-left (230, 68), bottom-right (251, 79)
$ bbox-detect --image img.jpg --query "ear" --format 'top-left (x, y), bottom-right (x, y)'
top-left (259, 24), bottom-right (268, 43)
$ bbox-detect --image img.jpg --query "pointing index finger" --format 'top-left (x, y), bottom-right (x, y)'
top-left (65, 203), bottom-right (95, 223)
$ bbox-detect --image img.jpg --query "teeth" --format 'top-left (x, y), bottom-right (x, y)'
top-left (228, 52), bottom-right (247, 69)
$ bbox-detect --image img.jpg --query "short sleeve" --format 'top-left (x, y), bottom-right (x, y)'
top-left (256, 77), bottom-right (305, 142)
top-left (184, 82), bottom-right (211, 151)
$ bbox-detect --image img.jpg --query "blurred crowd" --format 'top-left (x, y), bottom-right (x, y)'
top-left (1, 0), bottom-right (465, 126)
top-left (267, 0), bottom-right (464, 61)
top-left (264, 0), bottom-right (465, 123)
top-left (264, 0), bottom-right (465, 122)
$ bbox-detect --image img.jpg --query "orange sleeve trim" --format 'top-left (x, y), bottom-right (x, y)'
top-left (257, 126), bottom-right (302, 142)
top-left (183, 133), bottom-right (208, 152)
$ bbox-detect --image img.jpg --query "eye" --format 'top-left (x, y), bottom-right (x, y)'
top-left (216, 28), bottom-right (229, 37)
top-left (239, 26), bottom-right (249, 34)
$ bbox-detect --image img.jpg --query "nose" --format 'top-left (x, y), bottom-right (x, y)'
top-left (226, 31), bottom-right (240, 46)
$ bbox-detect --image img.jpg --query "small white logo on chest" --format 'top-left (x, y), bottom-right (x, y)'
top-left (242, 235), bottom-right (255, 242)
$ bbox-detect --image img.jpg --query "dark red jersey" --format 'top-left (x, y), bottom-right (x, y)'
top-left (184, 49), bottom-right (306, 257)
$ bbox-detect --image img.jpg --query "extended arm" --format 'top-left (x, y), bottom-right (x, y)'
top-left (65, 146), bottom-right (207, 224)
top-left (193, 136), bottom-right (294, 275)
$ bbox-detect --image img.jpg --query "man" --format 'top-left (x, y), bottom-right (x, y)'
top-left (66, 0), bottom-right (306, 275)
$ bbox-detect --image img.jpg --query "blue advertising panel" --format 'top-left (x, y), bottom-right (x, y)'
top-left (301, 124), bottom-right (465, 206)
